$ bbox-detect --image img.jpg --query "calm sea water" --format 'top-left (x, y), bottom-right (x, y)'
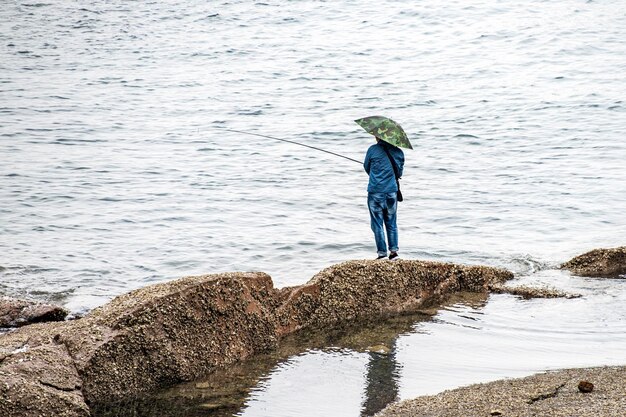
top-left (1, 0), bottom-right (625, 415)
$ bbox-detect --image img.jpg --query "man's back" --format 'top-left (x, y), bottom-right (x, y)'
top-left (363, 142), bottom-right (405, 193)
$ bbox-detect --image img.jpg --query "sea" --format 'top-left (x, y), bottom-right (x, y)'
top-left (1, 1), bottom-right (625, 416)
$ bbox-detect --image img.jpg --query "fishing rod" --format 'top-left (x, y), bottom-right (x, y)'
top-left (218, 128), bottom-right (363, 165)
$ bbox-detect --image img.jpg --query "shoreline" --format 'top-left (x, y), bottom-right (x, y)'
top-left (377, 247), bottom-right (626, 417)
top-left (1, 247), bottom-right (623, 416)
top-left (0, 259), bottom-right (513, 417)
top-left (376, 365), bottom-right (626, 417)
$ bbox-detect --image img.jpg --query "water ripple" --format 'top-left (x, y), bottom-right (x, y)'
top-left (1, 2), bottom-right (625, 411)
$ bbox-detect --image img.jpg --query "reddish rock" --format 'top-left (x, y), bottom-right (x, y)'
top-left (73, 272), bottom-right (281, 404)
top-left (0, 297), bottom-right (68, 328)
top-left (0, 324), bottom-right (89, 417)
top-left (578, 380), bottom-right (594, 393)
top-left (0, 261), bottom-right (512, 416)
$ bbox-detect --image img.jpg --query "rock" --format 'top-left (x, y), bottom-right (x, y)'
top-left (0, 297), bottom-right (68, 328)
top-left (366, 344), bottom-right (391, 355)
top-left (561, 247), bottom-right (626, 278)
top-left (0, 325), bottom-right (90, 417)
top-left (77, 272), bottom-right (280, 405)
top-left (1, 272), bottom-right (280, 416)
top-left (198, 399), bottom-right (240, 410)
top-left (488, 284), bottom-right (582, 299)
top-left (376, 366), bottom-right (625, 417)
top-left (578, 380), bottom-right (594, 393)
top-left (275, 260), bottom-right (512, 335)
top-left (0, 260), bottom-right (512, 416)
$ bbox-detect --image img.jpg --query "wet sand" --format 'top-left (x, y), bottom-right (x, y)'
top-left (376, 365), bottom-right (625, 417)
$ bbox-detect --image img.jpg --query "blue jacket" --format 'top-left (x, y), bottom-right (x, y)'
top-left (364, 141), bottom-right (405, 193)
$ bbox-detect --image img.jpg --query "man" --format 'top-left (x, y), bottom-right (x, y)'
top-left (363, 137), bottom-right (405, 260)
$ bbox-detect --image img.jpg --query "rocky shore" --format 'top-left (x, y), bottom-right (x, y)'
top-left (376, 246), bottom-right (626, 417)
top-left (0, 259), bottom-right (511, 417)
top-left (561, 246), bottom-right (626, 277)
top-left (1, 246), bottom-right (623, 417)
top-left (0, 297), bottom-right (68, 328)
top-left (376, 366), bottom-right (626, 417)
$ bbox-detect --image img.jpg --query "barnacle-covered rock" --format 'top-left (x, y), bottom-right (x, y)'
top-left (488, 283), bottom-right (582, 299)
top-left (561, 247), bottom-right (626, 278)
top-left (376, 366), bottom-right (624, 417)
top-left (0, 323), bottom-right (89, 417)
top-left (1, 272), bottom-right (280, 415)
top-left (0, 261), bottom-right (512, 416)
top-left (77, 272), bottom-right (280, 404)
top-left (0, 296), bottom-right (68, 328)
top-left (276, 260), bottom-right (512, 334)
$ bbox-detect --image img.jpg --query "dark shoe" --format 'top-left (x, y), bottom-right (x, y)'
top-left (376, 255), bottom-right (387, 260)
top-left (389, 252), bottom-right (399, 261)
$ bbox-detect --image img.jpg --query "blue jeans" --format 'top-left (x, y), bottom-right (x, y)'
top-left (367, 192), bottom-right (398, 256)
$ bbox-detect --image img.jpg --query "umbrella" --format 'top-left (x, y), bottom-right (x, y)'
top-left (354, 116), bottom-right (413, 150)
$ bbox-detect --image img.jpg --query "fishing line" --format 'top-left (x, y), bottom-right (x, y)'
top-left (218, 128), bottom-right (363, 165)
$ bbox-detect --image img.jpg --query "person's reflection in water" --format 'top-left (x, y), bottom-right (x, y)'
top-left (360, 340), bottom-right (400, 416)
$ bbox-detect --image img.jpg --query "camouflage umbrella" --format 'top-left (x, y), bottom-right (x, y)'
top-left (354, 116), bottom-right (413, 149)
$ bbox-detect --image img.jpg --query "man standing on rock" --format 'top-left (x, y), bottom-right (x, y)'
top-left (363, 136), bottom-right (405, 260)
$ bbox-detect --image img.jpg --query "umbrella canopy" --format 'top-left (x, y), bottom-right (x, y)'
top-left (354, 116), bottom-right (413, 149)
